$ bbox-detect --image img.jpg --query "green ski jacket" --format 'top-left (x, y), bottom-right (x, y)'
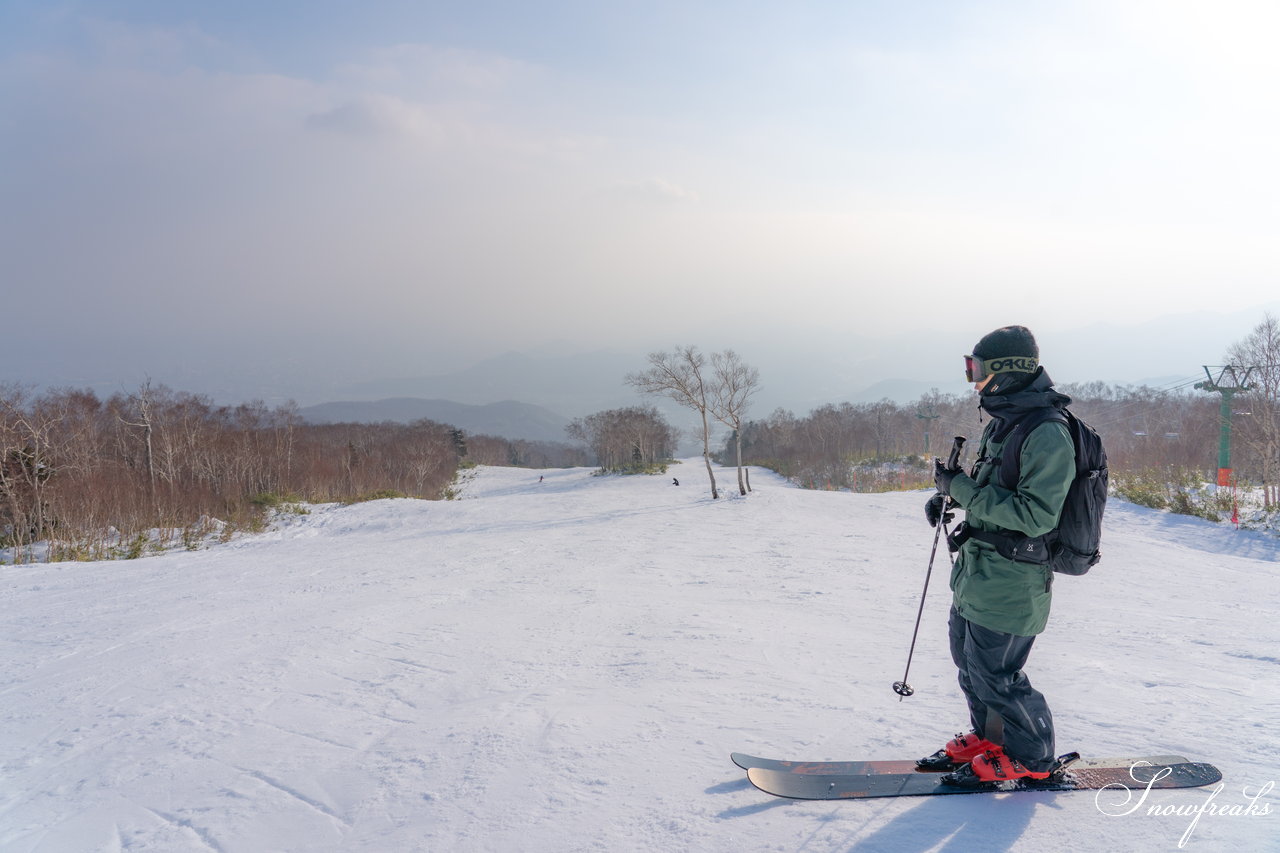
top-left (947, 372), bottom-right (1075, 636)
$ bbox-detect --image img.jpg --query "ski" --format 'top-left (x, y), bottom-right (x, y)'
top-left (732, 750), bottom-right (1190, 776)
top-left (732, 752), bottom-right (947, 775)
top-left (741, 754), bottom-right (1221, 800)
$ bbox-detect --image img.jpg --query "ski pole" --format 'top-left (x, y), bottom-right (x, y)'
top-left (893, 435), bottom-right (965, 701)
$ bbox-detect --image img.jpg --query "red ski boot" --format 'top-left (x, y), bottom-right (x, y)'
top-left (916, 731), bottom-right (999, 771)
top-left (970, 747), bottom-right (1052, 783)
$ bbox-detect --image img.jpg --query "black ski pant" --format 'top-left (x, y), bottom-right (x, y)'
top-left (948, 606), bottom-right (1055, 772)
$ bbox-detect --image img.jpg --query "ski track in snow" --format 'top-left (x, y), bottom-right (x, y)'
top-left (1, 461), bottom-right (1276, 851)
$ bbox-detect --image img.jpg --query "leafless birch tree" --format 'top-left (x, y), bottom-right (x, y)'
top-left (118, 380), bottom-right (159, 510)
top-left (627, 346), bottom-right (719, 498)
top-left (709, 349), bottom-right (760, 495)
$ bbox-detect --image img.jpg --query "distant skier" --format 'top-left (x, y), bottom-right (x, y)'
top-left (672, 478), bottom-right (679, 486)
top-left (539, 475), bottom-right (544, 483)
top-left (919, 325), bottom-right (1075, 785)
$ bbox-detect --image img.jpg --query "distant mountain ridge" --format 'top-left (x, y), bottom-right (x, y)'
top-left (298, 398), bottom-right (572, 444)
top-left (323, 349), bottom-right (953, 417)
top-left (334, 351), bottom-right (642, 416)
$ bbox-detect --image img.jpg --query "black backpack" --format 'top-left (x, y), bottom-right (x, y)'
top-left (963, 406), bottom-right (1108, 575)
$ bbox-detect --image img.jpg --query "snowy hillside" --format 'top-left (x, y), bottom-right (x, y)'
top-left (2, 462), bottom-right (1276, 852)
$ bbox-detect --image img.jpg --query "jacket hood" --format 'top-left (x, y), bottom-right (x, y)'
top-left (979, 368), bottom-right (1072, 437)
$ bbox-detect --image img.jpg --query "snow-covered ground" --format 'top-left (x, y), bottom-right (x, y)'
top-left (2, 461), bottom-right (1276, 852)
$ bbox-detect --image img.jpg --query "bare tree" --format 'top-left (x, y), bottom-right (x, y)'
top-left (118, 380), bottom-right (160, 510)
top-left (709, 349), bottom-right (760, 495)
top-left (1227, 313), bottom-right (1280, 508)
top-left (0, 384), bottom-right (57, 561)
top-left (627, 346), bottom-right (719, 498)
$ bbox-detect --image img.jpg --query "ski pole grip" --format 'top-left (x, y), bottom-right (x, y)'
top-left (946, 436), bottom-right (966, 470)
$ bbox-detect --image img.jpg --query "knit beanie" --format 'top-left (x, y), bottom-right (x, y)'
top-left (973, 325), bottom-right (1039, 364)
top-left (973, 325), bottom-right (1039, 394)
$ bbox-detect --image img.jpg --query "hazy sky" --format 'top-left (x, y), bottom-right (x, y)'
top-left (3, 1), bottom-right (1279, 403)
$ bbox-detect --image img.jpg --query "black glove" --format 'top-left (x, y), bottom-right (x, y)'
top-left (925, 493), bottom-right (953, 528)
top-left (934, 457), bottom-right (961, 495)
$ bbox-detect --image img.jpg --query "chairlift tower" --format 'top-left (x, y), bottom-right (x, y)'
top-left (1195, 365), bottom-right (1255, 488)
top-left (916, 406), bottom-right (940, 455)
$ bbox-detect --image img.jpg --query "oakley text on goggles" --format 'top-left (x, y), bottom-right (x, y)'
top-left (964, 354), bottom-right (1039, 383)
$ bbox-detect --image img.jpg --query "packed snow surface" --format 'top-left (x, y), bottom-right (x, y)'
top-left (2, 462), bottom-right (1276, 852)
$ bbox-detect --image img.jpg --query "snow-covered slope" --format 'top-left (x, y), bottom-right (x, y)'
top-left (2, 463), bottom-right (1276, 851)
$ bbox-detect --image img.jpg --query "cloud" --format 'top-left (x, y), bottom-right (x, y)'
top-left (302, 44), bottom-right (598, 164)
top-left (74, 15), bottom-right (228, 70)
top-left (594, 177), bottom-right (700, 206)
top-left (305, 93), bottom-right (449, 140)
top-left (334, 44), bottom-right (544, 99)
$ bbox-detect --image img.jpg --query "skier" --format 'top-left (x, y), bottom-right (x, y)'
top-left (920, 325), bottom-right (1075, 784)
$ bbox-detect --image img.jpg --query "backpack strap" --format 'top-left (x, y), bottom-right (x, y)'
top-left (996, 407), bottom-right (1069, 490)
top-left (964, 406), bottom-right (1071, 565)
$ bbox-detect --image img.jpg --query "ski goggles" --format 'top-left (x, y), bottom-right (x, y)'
top-left (964, 354), bottom-right (1038, 383)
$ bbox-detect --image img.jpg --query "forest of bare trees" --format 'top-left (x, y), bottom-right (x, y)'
top-left (1225, 314), bottom-right (1280, 508)
top-left (728, 382), bottom-right (1226, 486)
top-left (565, 406), bottom-right (675, 473)
top-left (0, 383), bottom-right (579, 563)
